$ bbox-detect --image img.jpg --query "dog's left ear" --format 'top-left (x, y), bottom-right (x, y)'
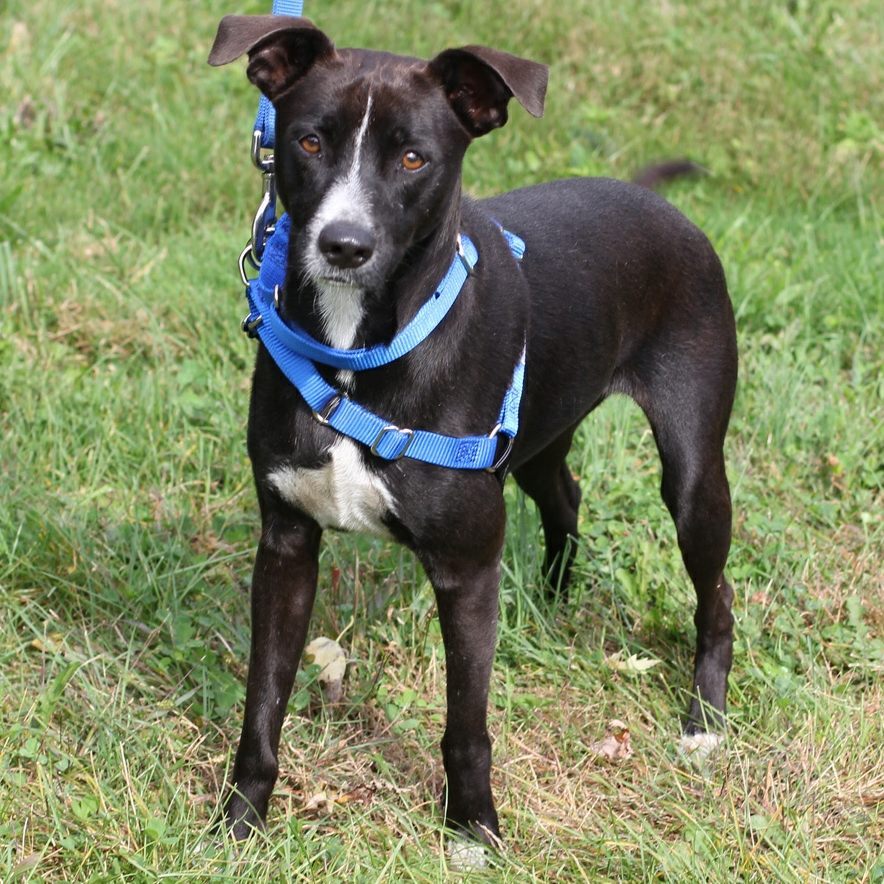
top-left (429, 46), bottom-right (548, 137)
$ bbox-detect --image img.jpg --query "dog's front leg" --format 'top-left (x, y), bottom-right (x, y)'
top-left (225, 507), bottom-right (321, 839)
top-left (423, 549), bottom-right (503, 848)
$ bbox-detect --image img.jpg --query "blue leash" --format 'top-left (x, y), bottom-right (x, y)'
top-left (254, 0), bottom-right (304, 149)
top-left (243, 217), bottom-right (526, 470)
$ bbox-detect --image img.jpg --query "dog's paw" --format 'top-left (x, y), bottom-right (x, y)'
top-left (222, 794), bottom-right (267, 841)
top-left (446, 838), bottom-right (488, 871)
top-left (678, 731), bottom-right (724, 766)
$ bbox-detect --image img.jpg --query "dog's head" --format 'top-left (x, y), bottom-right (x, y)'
top-left (209, 15), bottom-right (547, 296)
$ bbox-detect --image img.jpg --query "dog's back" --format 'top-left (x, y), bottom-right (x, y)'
top-left (480, 177), bottom-right (735, 466)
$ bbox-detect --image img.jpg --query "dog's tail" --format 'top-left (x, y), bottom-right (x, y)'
top-left (632, 159), bottom-right (706, 190)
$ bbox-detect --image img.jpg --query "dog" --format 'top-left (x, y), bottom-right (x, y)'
top-left (208, 14), bottom-right (738, 857)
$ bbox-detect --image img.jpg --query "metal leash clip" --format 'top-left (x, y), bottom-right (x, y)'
top-left (250, 130), bottom-right (277, 263)
top-left (237, 129), bottom-right (278, 288)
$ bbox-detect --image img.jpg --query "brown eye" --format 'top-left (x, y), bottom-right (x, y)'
top-left (402, 150), bottom-right (426, 171)
top-left (299, 134), bottom-right (321, 155)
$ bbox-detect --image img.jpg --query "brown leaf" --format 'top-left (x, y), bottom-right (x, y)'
top-left (588, 719), bottom-right (633, 761)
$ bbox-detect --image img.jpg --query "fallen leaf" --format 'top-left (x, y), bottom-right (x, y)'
top-left (302, 791), bottom-right (333, 814)
top-left (300, 786), bottom-right (373, 815)
top-left (303, 636), bottom-right (348, 702)
top-left (588, 719), bottom-right (633, 761)
top-left (606, 651), bottom-right (660, 674)
top-left (336, 785), bottom-right (374, 805)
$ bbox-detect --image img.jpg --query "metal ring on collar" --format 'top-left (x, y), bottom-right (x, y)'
top-left (485, 427), bottom-right (514, 473)
top-left (370, 425), bottom-right (415, 460)
top-left (312, 393), bottom-right (345, 426)
top-left (455, 234), bottom-right (475, 276)
top-left (239, 243), bottom-right (259, 287)
top-left (241, 313), bottom-right (263, 338)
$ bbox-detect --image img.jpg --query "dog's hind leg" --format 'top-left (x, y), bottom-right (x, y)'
top-left (625, 317), bottom-right (737, 744)
top-left (513, 424), bottom-right (583, 595)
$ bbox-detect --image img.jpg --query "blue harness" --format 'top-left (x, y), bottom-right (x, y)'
top-left (241, 214), bottom-right (526, 471)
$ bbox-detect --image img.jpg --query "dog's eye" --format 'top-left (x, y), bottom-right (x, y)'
top-left (299, 134), bottom-right (321, 156)
top-left (401, 150), bottom-right (426, 171)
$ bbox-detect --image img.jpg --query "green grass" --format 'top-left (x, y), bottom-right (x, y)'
top-left (1, 0), bottom-right (882, 880)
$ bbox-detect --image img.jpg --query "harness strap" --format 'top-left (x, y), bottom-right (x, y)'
top-left (242, 219), bottom-right (526, 470)
top-left (254, 0), bottom-right (304, 149)
top-left (248, 215), bottom-right (486, 371)
top-left (252, 321), bottom-right (523, 467)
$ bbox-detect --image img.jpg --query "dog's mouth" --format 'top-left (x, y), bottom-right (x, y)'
top-left (318, 273), bottom-right (359, 286)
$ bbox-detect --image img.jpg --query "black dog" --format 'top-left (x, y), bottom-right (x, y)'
top-left (209, 14), bottom-right (737, 855)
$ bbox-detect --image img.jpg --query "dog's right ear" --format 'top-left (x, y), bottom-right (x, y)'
top-left (208, 15), bottom-right (334, 101)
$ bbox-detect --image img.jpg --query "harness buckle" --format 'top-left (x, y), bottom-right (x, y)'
top-left (370, 425), bottom-right (415, 460)
top-left (312, 393), bottom-right (345, 426)
top-left (455, 235), bottom-right (475, 276)
top-left (242, 313), bottom-right (263, 338)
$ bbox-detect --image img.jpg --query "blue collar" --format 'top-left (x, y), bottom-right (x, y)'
top-left (241, 213), bottom-right (526, 471)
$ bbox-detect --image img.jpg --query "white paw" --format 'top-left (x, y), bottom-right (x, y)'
top-left (446, 838), bottom-right (488, 871)
top-left (678, 731), bottom-right (724, 765)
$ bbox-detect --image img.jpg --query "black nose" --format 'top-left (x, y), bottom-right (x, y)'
top-left (318, 221), bottom-right (375, 269)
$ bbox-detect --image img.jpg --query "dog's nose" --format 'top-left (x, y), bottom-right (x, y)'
top-left (318, 221), bottom-right (375, 269)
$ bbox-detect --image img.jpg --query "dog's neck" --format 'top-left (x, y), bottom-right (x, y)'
top-left (281, 198), bottom-right (462, 352)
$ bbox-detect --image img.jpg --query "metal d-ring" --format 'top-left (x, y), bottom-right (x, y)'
top-left (312, 393), bottom-right (345, 426)
top-left (485, 423), bottom-right (514, 473)
top-left (241, 313), bottom-right (263, 338)
top-left (455, 234), bottom-right (475, 276)
top-left (239, 243), bottom-right (260, 287)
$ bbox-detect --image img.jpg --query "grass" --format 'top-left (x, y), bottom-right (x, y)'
top-left (1, 0), bottom-right (882, 880)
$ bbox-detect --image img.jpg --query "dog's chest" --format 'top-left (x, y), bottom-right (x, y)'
top-left (266, 439), bottom-right (395, 538)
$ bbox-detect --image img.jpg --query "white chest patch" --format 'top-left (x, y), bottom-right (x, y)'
top-left (267, 439), bottom-right (395, 538)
